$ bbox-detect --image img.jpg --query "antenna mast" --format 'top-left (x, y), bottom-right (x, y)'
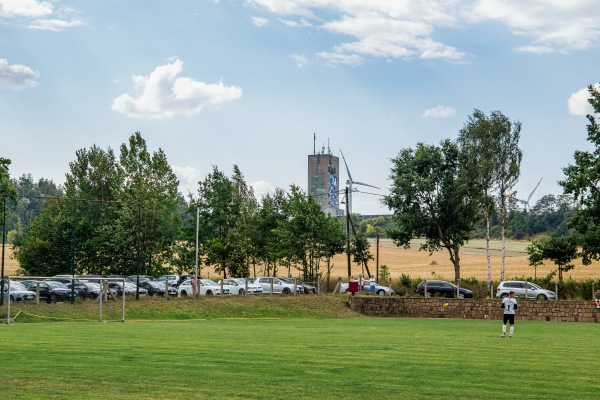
top-left (313, 133), bottom-right (316, 155)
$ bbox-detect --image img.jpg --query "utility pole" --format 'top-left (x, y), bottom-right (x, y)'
top-left (345, 187), bottom-right (351, 281)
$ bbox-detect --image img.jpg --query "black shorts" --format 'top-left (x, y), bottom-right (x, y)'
top-left (503, 314), bottom-right (515, 325)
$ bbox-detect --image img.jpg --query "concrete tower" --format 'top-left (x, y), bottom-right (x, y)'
top-left (308, 135), bottom-right (341, 216)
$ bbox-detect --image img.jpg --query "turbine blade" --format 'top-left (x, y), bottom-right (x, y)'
top-left (527, 177), bottom-right (543, 202)
top-left (353, 181), bottom-right (380, 190)
top-left (339, 149), bottom-right (353, 183)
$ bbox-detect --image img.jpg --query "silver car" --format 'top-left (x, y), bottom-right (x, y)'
top-left (496, 280), bottom-right (556, 300)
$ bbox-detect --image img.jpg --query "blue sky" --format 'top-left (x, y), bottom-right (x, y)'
top-left (1, 0), bottom-right (599, 215)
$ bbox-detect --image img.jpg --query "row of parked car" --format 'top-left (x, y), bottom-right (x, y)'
top-left (414, 279), bottom-right (557, 300)
top-left (2, 274), bottom-right (321, 303)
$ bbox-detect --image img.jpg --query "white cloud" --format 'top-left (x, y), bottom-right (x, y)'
top-left (171, 165), bottom-right (203, 197)
top-left (0, 0), bottom-right (52, 18)
top-left (251, 16), bottom-right (269, 27)
top-left (251, 180), bottom-right (276, 199)
top-left (28, 17), bottom-right (85, 30)
top-left (290, 53), bottom-right (308, 67)
top-left (422, 105), bottom-right (456, 118)
top-left (467, 0), bottom-right (600, 53)
top-left (247, 1), bottom-right (600, 65)
top-left (568, 84), bottom-right (600, 116)
top-left (0, 0), bottom-right (84, 30)
top-left (111, 59), bottom-right (243, 119)
top-left (0, 58), bottom-right (39, 90)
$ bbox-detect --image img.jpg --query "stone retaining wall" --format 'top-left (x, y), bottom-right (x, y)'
top-left (348, 297), bottom-right (600, 323)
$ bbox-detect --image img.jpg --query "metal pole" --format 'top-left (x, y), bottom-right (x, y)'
top-left (121, 278), bottom-right (126, 322)
top-left (345, 187), bottom-right (351, 281)
top-left (1, 198), bottom-right (6, 306)
top-left (376, 233), bottom-right (379, 283)
top-left (195, 206), bottom-right (199, 299)
top-left (136, 203), bottom-right (141, 301)
top-left (70, 199), bottom-right (77, 304)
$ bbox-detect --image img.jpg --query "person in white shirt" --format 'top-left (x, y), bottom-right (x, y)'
top-left (501, 291), bottom-right (517, 338)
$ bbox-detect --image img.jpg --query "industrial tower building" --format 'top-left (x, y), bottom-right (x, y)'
top-left (308, 137), bottom-right (341, 216)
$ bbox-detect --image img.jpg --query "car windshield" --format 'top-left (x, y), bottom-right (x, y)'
top-left (201, 279), bottom-right (218, 287)
top-left (10, 282), bottom-right (27, 290)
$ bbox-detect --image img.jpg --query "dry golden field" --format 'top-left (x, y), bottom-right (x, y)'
top-left (2, 239), bottom-right (599, 282)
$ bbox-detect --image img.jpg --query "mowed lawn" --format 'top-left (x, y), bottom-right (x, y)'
top-left (1, 317), bottom-right (598, 399)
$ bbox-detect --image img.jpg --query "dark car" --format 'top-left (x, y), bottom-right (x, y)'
top-left (140, 280), bottom-right (177, 297)
top-left (23, 280), bottom-right (78, 303)
top-left (416, 280), bottom-right (473, 299)
top-left (280, 278), bottom-right (317, 294)
top-left (67, 282), bottom-right (101, 300)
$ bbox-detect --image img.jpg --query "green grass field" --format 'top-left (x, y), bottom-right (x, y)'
top-left (1, 296), bottom-right (598, 399)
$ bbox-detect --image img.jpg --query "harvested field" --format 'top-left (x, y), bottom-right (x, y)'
top-left (2, 239), bottom-right (599, 282)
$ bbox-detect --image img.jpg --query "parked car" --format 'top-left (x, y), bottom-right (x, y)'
top-left (67, 282), bottom-right (101, 300)
top-left (126, 275), bottom-right (154, 283)
top-left (416, 280), bottom-right (473, 299)
top-left (108, 282), bottom-right (148, 297)
top-left (247, 277), bottom-right (304, 294)
top-left (140, 280), bottom-right (177, 297)
top-left (341, 281), bottom-right (394, 295)
top-left (496, 281), bottom-right (556, 300)
top-left (2, 281), bottom-right (37, 302)
top-left (22, 280), bottom-right (78, 303)
top-left (156, 274), bottom-right (180, 287)
top-left (279, 278), bottom-right (317, 294)
top-left (177, 279), bottom-right (229, 296)
top-left (218, 278), bottom-right (264, 295)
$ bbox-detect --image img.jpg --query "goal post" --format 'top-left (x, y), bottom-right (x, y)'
top-left (6, 276), bottom-right (126, 324)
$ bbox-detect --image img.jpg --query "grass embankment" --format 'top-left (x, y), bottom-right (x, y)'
top-left (1, 313), bottom-right (598, 399)
top-left (1, 295), bottom-right (359, 323)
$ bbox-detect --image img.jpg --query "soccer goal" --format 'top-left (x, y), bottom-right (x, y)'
top-left (6, 275), bottom-right (126, 324)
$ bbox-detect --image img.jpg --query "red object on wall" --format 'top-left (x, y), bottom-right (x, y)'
top-left (348, 281), bottom-right (359, 295)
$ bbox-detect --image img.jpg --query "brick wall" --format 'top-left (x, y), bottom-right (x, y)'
top-left (348, 297), bottom-right (600, 323)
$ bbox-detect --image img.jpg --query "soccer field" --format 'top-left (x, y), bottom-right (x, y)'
top-left (1, 318), bottom-right (597, 399)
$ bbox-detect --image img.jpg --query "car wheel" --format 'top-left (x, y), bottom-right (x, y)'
top-left (537, 294), bottom-right (547, 300)
top-left (500, 293), bottom-right (508, 299)
top-left (50, 293), bottom-right (57, 303)
top-left (376, 289), bottom-right (385, 295)
top-left (458, 292), bottom-right (465, 299)
top-left (10, 295), bottom-right (17, 302)
top-left (425, 291), bottom-right (432, 298)
top-left (344, 289), bottom-right (349, 294)
top-left (180, 290), bottom-right (188, 297)
top-left (206, 290), bottom-right (213, 296)
top-left (282, 287), bottom-right (291, 294)
top-left (239, 289), bottom-right (245, 295)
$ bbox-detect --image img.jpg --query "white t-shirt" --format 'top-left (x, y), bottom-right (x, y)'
top-left (502, 297), bottom-right (517, 315)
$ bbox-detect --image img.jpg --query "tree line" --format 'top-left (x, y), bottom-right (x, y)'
top-left (3, 84), bottom-right (600, 293)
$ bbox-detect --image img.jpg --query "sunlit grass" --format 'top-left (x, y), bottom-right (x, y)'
top-left (1, 308), bottom-right (598, 399)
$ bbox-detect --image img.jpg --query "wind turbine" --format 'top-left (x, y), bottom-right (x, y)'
top-left (515, 177), bottom-right (543, 211)
top-left (339, 149), bottom-right (380, 215)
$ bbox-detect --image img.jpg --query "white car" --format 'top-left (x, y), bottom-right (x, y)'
top-left (218, 278), bottom-right (263, 295)
top-left (341, 281), bottom-right (394, 295)
top-left (248, 277), bottom-right (304, 294)
top-left (178, 279), bottom-right (229, 296)
top-left (2, 281), bottom-right (37, 302)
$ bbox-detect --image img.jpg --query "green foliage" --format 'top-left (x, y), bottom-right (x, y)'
top-left (527, 233), bottom-right (579, 291)
top-left (378, 264), bottom-right (390, 282)
top-left (561, 84), bottom-right (600, 265)
top-left (384, 139), bottom-right (480, 283)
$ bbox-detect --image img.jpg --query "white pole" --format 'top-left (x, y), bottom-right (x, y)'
top-left (121, 278), bottom-right (125, 322)
top-left (99, 280), bottom-right (103, 322)
top-left (195, 206), bottom-right (199, 299)
top-left (6, 279), bottom-right (10, 323)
